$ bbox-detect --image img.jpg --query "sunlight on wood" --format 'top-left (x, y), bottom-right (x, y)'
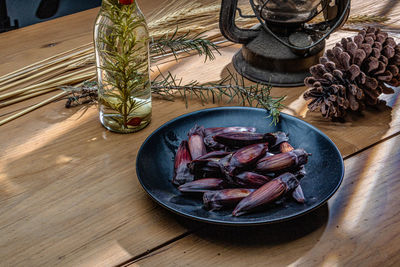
top-left (154, 46), bottom-right (236, 84)
top-left (290, 252), bottom-right (339, 267)
top-left (0, 170), bottom-right (22, 198)
top-left (321, 253), bottom-right (340, 267)
top-left (382, 88), bottom-right (400, 138)
top-left (3, 107), bottom-right (97, 161)
top-left (76, 240), bottom-right (133, 267)
top-left (55, 155), bottom-right (76, 165)
top-left (340, 139), bottom-right (393, 232)
top-left (283, 94), bottom-right (309, 118)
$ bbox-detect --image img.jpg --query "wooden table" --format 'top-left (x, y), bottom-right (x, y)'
top-left (1, 0), bottom-right (400, 266)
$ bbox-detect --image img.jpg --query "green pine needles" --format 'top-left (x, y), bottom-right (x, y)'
top-left (150, 31), bottom-right (220, 62)
top-left (152, 69), bottom-right (284, 124)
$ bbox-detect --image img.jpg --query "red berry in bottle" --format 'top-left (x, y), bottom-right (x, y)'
top-left (127, 117), bottom-right (142, 126)
top-left (119, 0), bottom-right (134, 5)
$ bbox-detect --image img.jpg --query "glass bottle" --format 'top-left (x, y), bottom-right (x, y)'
top-left (256, 0), bottom-right (321, 24)
top-left (94, 0), bottom-right (152, 133)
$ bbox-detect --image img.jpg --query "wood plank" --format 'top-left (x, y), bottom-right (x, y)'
top-left (132, 134), bottom-right (400, 267)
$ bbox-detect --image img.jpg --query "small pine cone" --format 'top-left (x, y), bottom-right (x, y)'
top-left (304, 27), bottom-right (397, 120)
top-left (303, 63), bottom-right (354, 119)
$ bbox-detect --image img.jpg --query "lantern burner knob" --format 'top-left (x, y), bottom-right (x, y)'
top-left (288, 32), bottom-right (313, 48)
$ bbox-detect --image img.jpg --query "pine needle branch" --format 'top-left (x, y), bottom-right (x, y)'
top-left (63, 71), bottom-right (285, 125)
top-left (150, 31), bottom-right (220, 62)
top-left (61, 81), bottom-right (98, 108)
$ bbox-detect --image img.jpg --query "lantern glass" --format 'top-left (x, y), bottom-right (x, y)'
top-left (255, 0), bottom-right (322, 24)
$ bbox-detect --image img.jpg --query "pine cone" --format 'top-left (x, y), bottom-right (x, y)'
top-left (303, 27), bottom-right (398, 120)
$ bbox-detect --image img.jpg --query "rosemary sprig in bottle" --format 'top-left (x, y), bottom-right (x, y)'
top-left (94, 0), bottom-right (151, 132)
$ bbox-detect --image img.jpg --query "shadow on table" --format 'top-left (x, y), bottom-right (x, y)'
top-left (135, 204), bottom-right (330, 266)
top-left (174, 203), bottom-right (329, 245)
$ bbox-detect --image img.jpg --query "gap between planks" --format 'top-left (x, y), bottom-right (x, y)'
top-left (115, 230), bottom-right (198, 267)
top-left (113, 130), bottom-right (400, 266)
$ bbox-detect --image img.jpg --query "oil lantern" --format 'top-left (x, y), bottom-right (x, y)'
top-left (219, 0), bottom-right (351, 86)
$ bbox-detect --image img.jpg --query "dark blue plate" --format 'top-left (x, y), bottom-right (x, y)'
top-left (136, 107), bottom-right (344, 225)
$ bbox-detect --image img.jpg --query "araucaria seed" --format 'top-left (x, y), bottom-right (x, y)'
top-left (255, 149), bottom-right (310, 173)
top-left (224, 143), bottom-right (268, 177)
top-left (172, 140), bottom-right (194, 185)
top-left (232, 172), bottom-right (299, 216)
top-left (178, 178), bottom-right (225, 193)
top-left (234, 171), bottom-right (272, 188)
top-left (188, 125), bottom-right (207, 160)
top-left (203, 188), bottom-right (255, 211)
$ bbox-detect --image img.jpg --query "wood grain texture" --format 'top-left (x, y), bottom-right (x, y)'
top-left (0, 101), bottom-right (221, 266)
top-left (0, 0), bottom-right (400, 266)
top-left (132, 134), bottom-right (400, 267)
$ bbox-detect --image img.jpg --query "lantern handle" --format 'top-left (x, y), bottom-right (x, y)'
top-left (249, 0), bottom-right (351, 52)
top-left (219, 0), bottom-right (260, 44)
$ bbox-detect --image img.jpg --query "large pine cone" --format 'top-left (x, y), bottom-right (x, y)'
top-left (303, 27), bottom-right (399, 120)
